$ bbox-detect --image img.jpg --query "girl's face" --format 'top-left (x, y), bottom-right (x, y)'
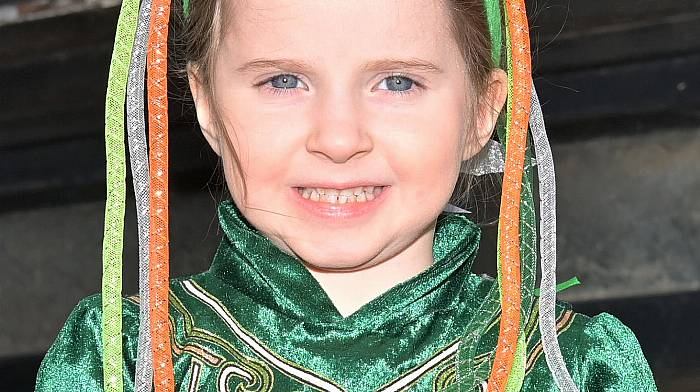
top-left (191, 0), bottom-right (503, 271)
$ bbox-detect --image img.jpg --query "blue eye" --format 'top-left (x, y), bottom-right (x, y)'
top-left (270, 74), bottom-right (301, 89)
top-left (378, 75), bottom-right (414, 92)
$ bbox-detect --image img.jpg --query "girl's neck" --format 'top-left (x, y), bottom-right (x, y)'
top-left (305, 226), bottom-right (437, 317)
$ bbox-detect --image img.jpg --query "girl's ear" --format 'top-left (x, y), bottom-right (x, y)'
top-left (188, 65), bottom-right (222, 156)
top-left (462, 68), bottom-right (509, 161)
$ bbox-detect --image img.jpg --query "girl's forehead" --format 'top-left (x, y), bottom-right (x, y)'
top-left (225, 0), bottom-right (458, 63)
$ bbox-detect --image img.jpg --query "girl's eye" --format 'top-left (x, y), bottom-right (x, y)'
top-left (256, 74), bottom-right (307, 96)
top-left (269, 74), bottom-right (303, 89)
top-left (375, 74), bottom-right (422, 96)
top-left (378, 75), bottom-right (413, 91)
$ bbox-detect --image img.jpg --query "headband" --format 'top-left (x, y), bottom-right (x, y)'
top-left (100, 1), bottom-right (578, 391)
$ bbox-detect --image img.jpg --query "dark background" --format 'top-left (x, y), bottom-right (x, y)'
top-left (1, 0), bottom-right (699, 390)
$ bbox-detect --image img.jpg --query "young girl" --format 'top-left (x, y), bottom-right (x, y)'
top-left (36, 0), bottom-right (658, 391)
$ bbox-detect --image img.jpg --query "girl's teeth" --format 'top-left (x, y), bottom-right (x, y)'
top-left (299, 186), bottom-right (384, 203)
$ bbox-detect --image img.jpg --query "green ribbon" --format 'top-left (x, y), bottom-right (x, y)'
top-left (183, 0), bottom-right (190, 18)
top-left (102, 0), bottom-right (139, 390)
top-left (534, 277), bottom-right (582, 297)
top-left (484, 0), bottom-right (503, 66)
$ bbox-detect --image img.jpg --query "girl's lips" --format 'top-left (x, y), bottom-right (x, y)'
top-left (289, 185), bottom-right (390, 221)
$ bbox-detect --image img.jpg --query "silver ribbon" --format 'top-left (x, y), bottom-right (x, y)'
top-left (126, 0), bottom-right (153, 389)
top-left (531, 83), bottom-right (579, 391)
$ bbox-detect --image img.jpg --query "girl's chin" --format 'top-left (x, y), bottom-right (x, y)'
top-left (288, 243), bottom-right (384, 272)
top-left (255, 220), bottom-right (385, 269)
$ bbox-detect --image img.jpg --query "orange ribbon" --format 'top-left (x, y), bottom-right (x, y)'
top-left (486, 0), bottom-right (532, 391)
top-left (147, 0), bottom-right (174, 389)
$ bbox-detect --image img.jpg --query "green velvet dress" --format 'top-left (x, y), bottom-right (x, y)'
top-left (36, 201), bottom-right (658, 391)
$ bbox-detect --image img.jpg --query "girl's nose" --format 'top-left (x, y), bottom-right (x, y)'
top-left (305, 92), bottom-right (373, 163)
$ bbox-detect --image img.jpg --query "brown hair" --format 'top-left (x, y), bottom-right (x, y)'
top-left (178, 0), bottom-right (497, 210)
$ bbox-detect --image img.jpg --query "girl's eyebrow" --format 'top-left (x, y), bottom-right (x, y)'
top-left (235, 58), bottom-right (444, 74)
top-left (235, 59), bottom-right (311, 74)
top-left (361, 59), bottom-right (444, 74)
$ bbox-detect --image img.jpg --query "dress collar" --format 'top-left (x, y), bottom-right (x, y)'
top-left (207, 200), bottom-right (481, 330)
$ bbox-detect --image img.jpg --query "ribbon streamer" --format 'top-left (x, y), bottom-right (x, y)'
top-left (508, 141), bottom-right (539, 392)
top-left (487, 0), bottom-right (532, 390)
top-left (530, 83), bottom-right (580, 391)
top-left (147, 0), bottom-right (175, 388)
top-left (101, 0), bottom-right (139, 389)
top-left (484, 0), bottom-right (503, 66)
top-left (126, 0), bottom-right (154, 389)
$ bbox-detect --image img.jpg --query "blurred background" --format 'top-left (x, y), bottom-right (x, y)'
top-left (1, 0), bottom-right (699, 390)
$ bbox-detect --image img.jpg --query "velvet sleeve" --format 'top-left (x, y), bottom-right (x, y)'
top-left (35, 294), bottom-right (139, 392)
top-left (579, 312), bottom-right (658, 392)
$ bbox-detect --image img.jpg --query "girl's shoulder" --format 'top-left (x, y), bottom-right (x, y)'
top-left (523, 301), bottom-right (657, 390)
top-left (519, 307), bottom-right (658, 390)
top-left (466, 274), bottom-right (657, 390)
top-left (36, 279), bottom-right (198, 392)
top-left (35, 293), bottom-right (142, 391)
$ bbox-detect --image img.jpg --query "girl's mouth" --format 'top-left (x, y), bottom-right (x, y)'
top-left (295, 186), bottom-right (385, 204)
top-left (290, 185), bottom-right (390, 220)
